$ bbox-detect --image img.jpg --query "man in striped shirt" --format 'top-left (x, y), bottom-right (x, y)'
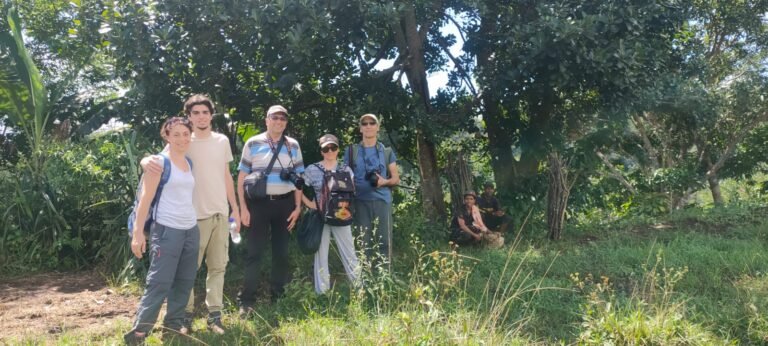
top-left (237, 105), bottom-right (304, 311)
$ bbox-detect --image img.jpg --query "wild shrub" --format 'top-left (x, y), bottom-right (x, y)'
top-left (0, 130), bottom-right (155, 274)
top-left (574, 252), bottom-right (733, 344)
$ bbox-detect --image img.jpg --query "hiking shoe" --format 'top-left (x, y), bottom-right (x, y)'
top-left (123, 331), bottom-right (146, 345)
top-left (207, 312), bottom-right (226, 335)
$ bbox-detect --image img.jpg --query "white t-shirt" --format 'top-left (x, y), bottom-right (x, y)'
top-left (155, 156), bottom-right (197, 229)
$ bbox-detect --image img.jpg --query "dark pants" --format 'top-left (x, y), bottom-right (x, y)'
top-left (450, 227), bottom-right (480, 246)
top-left (239, 195), bottom-right (294, 305)
top-left (127, 223), bottom-right (199, 335)
top-left (353, 199), bottom-right (393, 270)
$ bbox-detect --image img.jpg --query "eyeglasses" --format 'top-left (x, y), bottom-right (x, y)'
top-left (268, 114), bottom-right (287, 121)
top-left (360, 121), bottom-right (377, 126)
top-left (321, 145), bottom-right (339, 153)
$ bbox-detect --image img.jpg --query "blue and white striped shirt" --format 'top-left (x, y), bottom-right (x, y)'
top-left (238, 132), bottom-right (305, 195)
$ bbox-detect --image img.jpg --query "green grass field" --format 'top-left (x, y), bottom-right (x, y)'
top-left (7, 204), bottom-right (768, 345)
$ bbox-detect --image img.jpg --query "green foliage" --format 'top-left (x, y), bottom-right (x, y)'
top-left (0, 129), bottom-right (157, 274)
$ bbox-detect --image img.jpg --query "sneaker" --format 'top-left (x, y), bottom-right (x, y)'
top-left (207, 312), bottom-right (225, 335)
top-left (123, 331), bottom-right (146, 345)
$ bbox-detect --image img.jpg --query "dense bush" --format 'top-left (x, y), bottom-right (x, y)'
top-left (0, 130), bottom-right (158, 274)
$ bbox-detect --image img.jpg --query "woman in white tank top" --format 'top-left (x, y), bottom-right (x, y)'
top-left (125, 117), bottom-right (200, 343)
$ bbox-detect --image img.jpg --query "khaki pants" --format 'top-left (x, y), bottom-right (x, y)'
top-left (186, 214), bottom-right (229, 314)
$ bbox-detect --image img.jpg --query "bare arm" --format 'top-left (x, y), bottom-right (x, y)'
top-left (377, 161), bottom-right (400, 187)
top-left (457, 216), bottom-right (481, 240)
top-left (301, 193), bottom-right (317, 209)
top-left (286, 189), bottom-right (302, 231)
top-left (238, 171), bottom-right (250, 227)
top-left (224, 164), bottom-right (240, 233)
top-left (472, 205), bottom-right (489, 232)
top-left (131, 171), bottom-right (162, 258)
top-left (140, 155), bottom-right (164, 175)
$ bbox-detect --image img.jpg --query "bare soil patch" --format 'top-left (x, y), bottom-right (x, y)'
top-left (0, 271), bottom-right (136, 342)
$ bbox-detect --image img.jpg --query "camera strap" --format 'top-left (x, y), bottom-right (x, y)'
top-left (264, 135), bottom-right (286, 176)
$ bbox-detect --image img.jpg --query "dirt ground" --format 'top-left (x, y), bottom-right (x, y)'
top-left (0, 271), bottom-right (136, 342)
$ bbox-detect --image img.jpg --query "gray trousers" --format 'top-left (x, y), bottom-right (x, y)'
top-left (353, 199), bottom-right (392, 268)
top-left (128, 223), bottom-right (199, 334)
top-left (314, 224), bottom-right (360, 294)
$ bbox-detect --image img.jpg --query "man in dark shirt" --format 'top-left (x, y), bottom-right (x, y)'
top-left (477, 182), bottom-right (512, 233)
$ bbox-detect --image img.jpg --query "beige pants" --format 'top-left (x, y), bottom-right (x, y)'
top-left (186, 214), bottom-right (229, 314)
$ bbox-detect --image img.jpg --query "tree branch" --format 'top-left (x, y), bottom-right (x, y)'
top-left (435, 36), bottom-right (477, 97)
top-left (632, 114), bottom-right (659, 171)
top-left (706, 112), bottom-right (768, 177)
top-left (446, 14), bottom-right (467, 43)
top-left (595, 150), bottom-right (637, 194)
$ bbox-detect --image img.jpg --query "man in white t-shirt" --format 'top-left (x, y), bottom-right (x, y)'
top-left (141, 94), bottom-right (239, 334)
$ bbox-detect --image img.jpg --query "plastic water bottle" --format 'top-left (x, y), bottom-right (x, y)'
top-left (229, 217), bottom-right (241, 244)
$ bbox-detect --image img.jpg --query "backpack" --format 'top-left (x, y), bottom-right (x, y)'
top-left (315, 163), bottom-right (355, 226)
top-left (127, 153), bottom-right (193, 237)
top-left (347, 142), bottom-right (394, 179)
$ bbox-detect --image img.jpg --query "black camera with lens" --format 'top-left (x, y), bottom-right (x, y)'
top-left (364, 169), bottom-right (381, 187)
top-left (280, 168), bottom-right (304, 190)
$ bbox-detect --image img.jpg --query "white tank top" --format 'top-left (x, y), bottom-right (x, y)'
top-left (155, 156), bottom-right (197, 229)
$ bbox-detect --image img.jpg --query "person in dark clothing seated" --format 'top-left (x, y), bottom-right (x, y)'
top-left (477, 181), bottom-right (513, 233)
top-left (450, 191), bottom-right (490, 245)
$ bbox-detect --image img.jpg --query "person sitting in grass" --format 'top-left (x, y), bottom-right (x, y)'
top-left (478, 181), bottom-right (513, 233)
top-left (449, 191), bottom-right (490, 246)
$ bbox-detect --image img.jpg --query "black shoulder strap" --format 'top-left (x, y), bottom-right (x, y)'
top-left (264, 136), bottom-right (285, 174)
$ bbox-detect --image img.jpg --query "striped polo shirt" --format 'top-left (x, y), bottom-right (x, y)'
top-left (238, 132), bottom-right (305, 195)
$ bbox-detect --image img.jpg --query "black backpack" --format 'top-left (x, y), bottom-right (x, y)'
top-left (314, 163), bottom-right (355, 226)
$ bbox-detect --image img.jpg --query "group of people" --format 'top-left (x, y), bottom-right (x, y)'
top-left (450, 183), bottom-right (513, 246)
top-left (124, 95), bottom-right (399, 344)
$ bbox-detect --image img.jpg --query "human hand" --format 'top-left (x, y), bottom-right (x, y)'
top-left (493, 210), bottom-right (505, 216)
top-left (131, 232), bottom-right (146, 259)
top-left (230, 210), bottom-right (241, 233)
top-left (140, 155), bottom-right (163, 175)
top-left (286, 208), bottom-right (301, 232)
top-left (375, 173), bottom-right (388, 187)
top-left (241, 208), bottom-right (250, 227)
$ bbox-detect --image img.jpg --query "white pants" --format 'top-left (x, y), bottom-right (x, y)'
top-left (314, 224), bottom-right (360, 294)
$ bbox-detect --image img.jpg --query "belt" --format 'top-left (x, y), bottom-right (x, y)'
top-left (267, 192), bottom-right (293, 201)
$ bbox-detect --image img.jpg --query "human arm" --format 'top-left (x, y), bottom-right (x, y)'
top-left (376, 161), bottom-right (400, 187)
top-left (225, 164), bottom-right (241, 233)
top-left (286, 189), bottom-right (302, 231)
top-left (457, 215), bottom-right (482, 240)
top-left (140, 155), bottom-right (164, 175)
top-left (472, 205), bottom-right (490, 232)
top-left (301, 193), bottom-right (317, 210)
top-left (237, 171), bottom-right (249, 227)
top-left (131, 171), bottom-right (162, 259)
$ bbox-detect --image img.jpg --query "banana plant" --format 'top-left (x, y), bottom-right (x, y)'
top-left (0, 5), bottom-right (50, 181)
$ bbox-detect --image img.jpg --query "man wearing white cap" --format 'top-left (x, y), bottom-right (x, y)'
top-left (343, 113), bottom-right (400, 270)
top-left (237, 105), bottom-right (304, 311)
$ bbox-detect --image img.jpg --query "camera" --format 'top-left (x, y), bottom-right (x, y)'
top-left (364, 169), bottom-right (380, 187)
top-left (280, 168), bottom-right (305, 190)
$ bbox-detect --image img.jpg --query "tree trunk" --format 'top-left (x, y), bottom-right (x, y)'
top-left (416, 132), bottom-right (446, 221)
top-left (445, 151), bottom-right (473, 213)
top-left (707, 174), bottom-right (724, 206)
top-left (392, 3), bottom-right (447, 221)
top-left (547, 152), bottom-right (571, 240)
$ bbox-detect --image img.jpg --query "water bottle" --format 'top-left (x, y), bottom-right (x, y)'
top-left (229, 217), bottom-right (241, 244)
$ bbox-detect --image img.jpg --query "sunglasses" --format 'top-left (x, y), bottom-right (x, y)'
top-left (321, 145), bottom-right (339, 153)
top-left (360, 121), bottom-right (377, 126)
top-left (268, 114), bottom-right (287, 121)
